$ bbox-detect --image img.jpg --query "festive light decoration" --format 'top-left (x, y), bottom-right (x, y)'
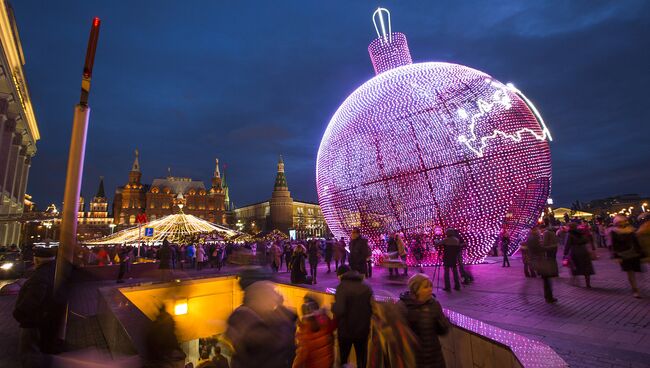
top-left (316, 8), bottom-right (552, 264)
top-left (85, 213), bottom-right (239, 245)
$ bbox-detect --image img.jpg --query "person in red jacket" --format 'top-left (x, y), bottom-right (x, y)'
top-left (292, 295), bottom-right (335, 368)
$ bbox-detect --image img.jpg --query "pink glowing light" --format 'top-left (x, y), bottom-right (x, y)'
top-left (316, 9), bottom-right (551, 265)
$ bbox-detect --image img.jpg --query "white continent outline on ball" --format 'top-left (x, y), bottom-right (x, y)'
top-left (457, 81), bottom-right (553, 158)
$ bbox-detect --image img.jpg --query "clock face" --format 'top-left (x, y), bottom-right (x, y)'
top-left (316, 62), bottom-right (551, 264)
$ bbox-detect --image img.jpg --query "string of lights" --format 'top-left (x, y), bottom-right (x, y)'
top-left (84, 213), bottom-right (239, 245)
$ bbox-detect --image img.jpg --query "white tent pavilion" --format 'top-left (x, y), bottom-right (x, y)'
top-left (85, 213), bottom-right (239, 245)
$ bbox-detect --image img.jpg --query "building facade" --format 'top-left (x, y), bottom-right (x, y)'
top-left (113, 151), bottom-right (227, 226)
top-left (232, 157), bottom-right (329, 239)
top-left (0, 2), bottom-right (39, 246)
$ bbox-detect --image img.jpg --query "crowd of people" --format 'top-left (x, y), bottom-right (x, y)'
top-left (10, 211), bottom-right (649, 367)
top-left (516, 213), bottom-right (649, 302)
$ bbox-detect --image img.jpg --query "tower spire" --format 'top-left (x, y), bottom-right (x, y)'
top-left (95, 176), bottom-right (106, 198)
top-left (214, 158), bottom-right (221, 178)
top-left (131, 149), bottom-right (140, 172)
top-left (274, 155), bottom-right (288, 190)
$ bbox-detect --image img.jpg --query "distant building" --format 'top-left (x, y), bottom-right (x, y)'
top-left (584, 194), bottom-right (650, 217)
top-left (77, 177), bottom-right (114, 241)
top-left (0, 2), bottom-right (40, 246)
top-left (232, 157), bottom-right (329, 239)
top-left (113, 150), bottom-right (227, 226)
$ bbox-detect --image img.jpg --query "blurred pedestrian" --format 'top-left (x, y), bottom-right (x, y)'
top-left (397, 233), bottom-right (408, 276)
top-left (529, 225), bottom-right (559, 303)
top-left (197, 244), bottom-right (206, 271)
top-left (332, 265), bottom-right (373, 368)
top-left (211, 346), bottom-right (230, 368)
top-left (500, 229), bottom-right (511, 267)
top-left (292, 295), bottom-right (335, 368)
top-left (13, 247), bottom-right (66, 367)
top-left (270, 242), bottom-right (282, 273)
top-left (349, 227), bottom-right (371, 277)
top-left (307, 240), bottom-right (320, 284)
top-left (564, 222), bottom-right (595, 288)
top-left (442, 229), bottom-right (461, 292)
top-left (611, 215), bottom-right (644, 298)
top-left (520, 240), bottom-right (537, 278)
top-left (226, 280), bottom-right (297, 368)
top-left (324, 239), bottom-right (333, 273)
top-left (144, 305), bottom-right (186, 367)
top-left (283, 243), bottom-right (293, 272)
top-left (186, 243), bottom-right (196, 269)
top-left (158, 239), bottom-right (173, 282)
top-left (387, 233), bottom-right (399, 278)
top-left (333, 238), bottom-right (346, 272)
top-left (291, 244), bottom-right (308, 284)
top-left (399, 274), bottom-right (450, 368)
top-left (117, 246), bottom-right (131, 283)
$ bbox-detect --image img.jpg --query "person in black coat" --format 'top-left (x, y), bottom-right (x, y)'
top-left (500, 229), bottom-right (511, 267)
top-left (442, 229), bottom-right (462, 291)
top-left (348, 227), bottom-right (371, 277)
top-left (290, 244), bottom-right (308, 284)
top-left (387, 233), bottom-right (399, 278)
top-left (332, 265), bottom-right (373, 368)
top-left (307, 240), bottom-right (320, 284)
top-left (158, 239), bottom-right (173, 282)
top-left (528, 225), bottom-right (559, 303)
top-left (13, 247), bottom-right (66, 367)
top-left (399, 274), bottom-right (450, 368)
top-left (610, 215), bottom-right (644, 298)
top-left (324, 239), bottom-right (334, 273)
top-left (563, 223), bottom-right (595, 288)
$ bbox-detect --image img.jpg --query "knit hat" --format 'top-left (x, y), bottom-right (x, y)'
top-left (408, 273), bottom-right (432, 296)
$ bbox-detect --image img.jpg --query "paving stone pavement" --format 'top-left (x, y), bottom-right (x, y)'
top-left (0, 247), bottom-right (648, 367)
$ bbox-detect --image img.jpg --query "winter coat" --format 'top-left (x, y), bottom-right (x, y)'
top-left (324, 241), bottom-right (333, 262)
top-left (442, 236), bottom-right (461, 267)
top-left (332, 270), bottom-right (373, 340)
top-left (368, 301), bottom-right (417, 368)
top-left (611, 226), bottom-right (643, 272)
top-left (290, 251), bottom-right (307, 284)
top-left (186, 245), bottom-right (196, 258)
top-left (197, 246), bottom-right (206, 263)
top-left (349, 237), bottom-right (370, 275)
top-left (397, 236), bottom-right (407, 257)
top-left (158, 245), bottom-right (173, 269)
top-left (13, 260), bottom-right (64, 354)
top-left (308, 242), bottom-right (320, 264)
top-left (564, 230), bottom-right (595, 276)
top-left (399, 291), bottom-right (450, 368)
top-left (270, 244), bottom-right (282, 267)
top-left (529, 230), bottom-right (559, 277)
top-left (333, 241), bottom-right (346, 261)
top-left (292, 311), bottom-right (335, 368)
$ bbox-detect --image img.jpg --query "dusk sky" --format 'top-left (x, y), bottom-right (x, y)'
top-left (12, 0), bottom-right (650, 209)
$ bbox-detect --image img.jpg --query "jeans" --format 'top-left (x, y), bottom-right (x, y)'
top-left (444, 265), bottom-right (461, 290)
top-left (339, 337), bottom-right (367, 368)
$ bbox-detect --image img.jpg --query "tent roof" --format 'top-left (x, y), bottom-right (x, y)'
top-left (84, 213), bottom-right (239, 245)
top-left (552, 207), bottom-right (594, 218)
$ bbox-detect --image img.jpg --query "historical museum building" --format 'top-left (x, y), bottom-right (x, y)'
top-left (113, 150), bottom-right (228, 226)
top-left (0, 3), bottom-right (39, 246)
top-left (232, 157), bottom-right (329, 239)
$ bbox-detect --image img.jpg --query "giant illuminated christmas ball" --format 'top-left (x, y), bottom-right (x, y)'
top-left (316, 8), bottom-right (552, 264)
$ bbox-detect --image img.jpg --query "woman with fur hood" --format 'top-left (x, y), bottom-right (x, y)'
top-left (610, 215), bottom-right (645, 298)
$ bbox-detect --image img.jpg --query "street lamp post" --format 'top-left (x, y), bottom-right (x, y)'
top-left (55, 17), bottom-right (101, 340)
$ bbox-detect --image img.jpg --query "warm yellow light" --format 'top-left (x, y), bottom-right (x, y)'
top-left (174, 300), bottom-right (188, 315)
